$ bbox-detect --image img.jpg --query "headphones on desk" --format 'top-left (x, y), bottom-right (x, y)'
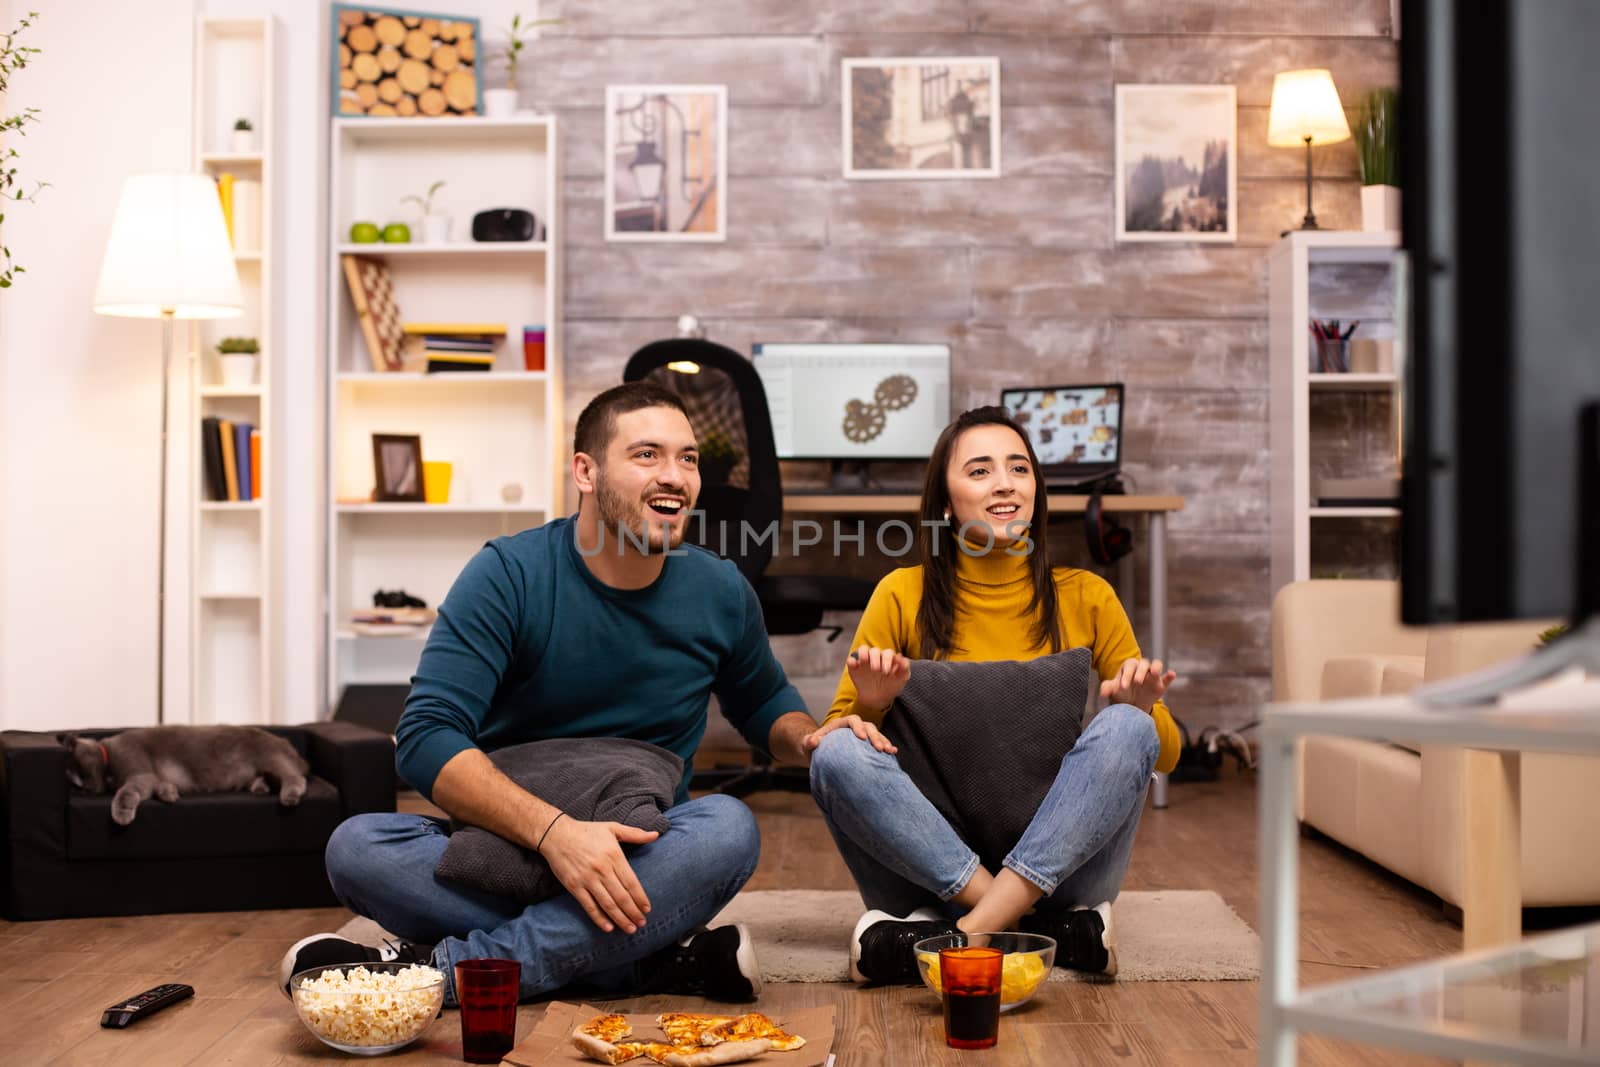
top-left (1083, 476), bottom-right (1133, 566)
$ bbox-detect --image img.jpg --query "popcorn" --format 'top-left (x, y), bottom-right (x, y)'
top-left (293, 964), bottom-right (445, 1049)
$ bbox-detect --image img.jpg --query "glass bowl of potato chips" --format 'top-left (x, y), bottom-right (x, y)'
top-left (914, 932), bottom-right (1055, 1012)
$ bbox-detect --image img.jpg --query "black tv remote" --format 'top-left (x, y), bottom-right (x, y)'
top-left (100, 983), bottom-right (194, 1028)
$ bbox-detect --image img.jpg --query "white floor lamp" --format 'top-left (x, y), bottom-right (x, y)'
top-left (93, 173), bottom-right (242, 724)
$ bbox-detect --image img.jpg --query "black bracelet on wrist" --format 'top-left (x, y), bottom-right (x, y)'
top-left (535, 811), bottom-right (565, 853)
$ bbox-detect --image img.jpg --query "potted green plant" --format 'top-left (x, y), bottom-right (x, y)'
top-left (402, 180), bottom-right (449, 244)
top-left (231, 116), bottom-right (256, 153)
top-left (1, 10), bottom-right (44, 290)
top-left (698, 430), bottom-right (741, 485)
top-left (216, 336), bottom-right (260, 388)
top-left (1354, 88), bottom-right (1399, 232)
top-left (484, 12), bottom-right (560, 118)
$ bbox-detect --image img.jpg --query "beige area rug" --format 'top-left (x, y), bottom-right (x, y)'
top-left (710, 889), bottom-right (1259, 983)
top-left (341, 889), bottom-right (1258, 983)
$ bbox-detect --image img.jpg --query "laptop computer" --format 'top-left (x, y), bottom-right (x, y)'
top-left (999, 383), bottom-right (1125, 491)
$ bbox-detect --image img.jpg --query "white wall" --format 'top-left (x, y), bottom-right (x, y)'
top-left (0, 1), bottom-right (538, 732)
top-left (0, 0), bottom-right (196, 731)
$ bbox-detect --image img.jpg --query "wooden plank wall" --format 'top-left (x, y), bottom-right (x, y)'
top-left (529, 1), bottom-right (1400, 732)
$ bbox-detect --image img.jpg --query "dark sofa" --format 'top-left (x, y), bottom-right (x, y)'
top-left (0, 721), bottom-right (395, 920)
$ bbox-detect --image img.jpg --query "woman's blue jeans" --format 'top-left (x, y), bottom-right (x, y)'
top-left (809, 702), bottom-right (1159, 918)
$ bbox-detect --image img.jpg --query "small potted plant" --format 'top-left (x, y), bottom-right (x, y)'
top-left (403, 180), bottom-right (449, 244)
top-left (484, 12), bottom-right (561, 118)
top-left (697, 430), bottom-right (741, 485)
top-left (1354, 88), bottom-right (1399, 232)
top-left (231, 117), bottom-right (256, 153)
top-left (216, 336), bottom-right (260, 388)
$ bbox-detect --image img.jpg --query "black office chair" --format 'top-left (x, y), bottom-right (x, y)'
top-left (623, 339), bottom-right (875, 795)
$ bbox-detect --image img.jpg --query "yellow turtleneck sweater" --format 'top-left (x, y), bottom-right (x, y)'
top-left (825, 549), bottom-right (1181, 775)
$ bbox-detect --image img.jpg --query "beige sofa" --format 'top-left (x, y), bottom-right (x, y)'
top-left (1271, 579), bottom-right (1600, 908)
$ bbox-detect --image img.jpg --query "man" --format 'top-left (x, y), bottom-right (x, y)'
top-left (280, 382), bottom-right (871, 1005)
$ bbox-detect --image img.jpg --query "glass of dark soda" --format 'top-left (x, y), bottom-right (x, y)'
top-left (455, 958), bottom-right (520, 1063)
top-left (939, 945), bottom-right (1002, 1049)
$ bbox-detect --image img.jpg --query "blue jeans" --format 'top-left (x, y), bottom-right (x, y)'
top-left (323, 793), bottom-right (760, 1004)
top-left (809, 702), bottom-right (1159, 918)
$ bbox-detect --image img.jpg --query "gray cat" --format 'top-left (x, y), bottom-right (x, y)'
top-left (60, 725), bottom-right (309, 825)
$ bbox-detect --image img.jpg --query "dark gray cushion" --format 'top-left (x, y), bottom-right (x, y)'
top-left (881, 647), bottom-right (1093, 873)
top-left (434, 737), bottom-right (682, 903)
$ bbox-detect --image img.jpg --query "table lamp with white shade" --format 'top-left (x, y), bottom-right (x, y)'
top-left (1267, 69), bottom-right (1352, 230)
top-left (93, 172), bottom-right (243, 723)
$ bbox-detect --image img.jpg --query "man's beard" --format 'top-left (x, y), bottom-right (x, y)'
top-left (595, 475), bottom-right (685, 553)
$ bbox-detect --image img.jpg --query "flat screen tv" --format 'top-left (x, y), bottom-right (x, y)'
top-left (1399, 0), bottom-right (1599, 638)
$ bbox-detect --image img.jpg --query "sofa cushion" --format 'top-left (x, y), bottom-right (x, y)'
top-left (66, 776), bottom-right (342, 861)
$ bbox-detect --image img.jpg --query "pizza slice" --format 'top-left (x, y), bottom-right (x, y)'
top-left (571, 1014), bottom-right (649, 1065)
top-left (654, 1012), bottom-right (737, 1047)
top-left (647, 1040), bottom-right (774, 1067)
top-left (700, 1013), bottom-right (807, 1052)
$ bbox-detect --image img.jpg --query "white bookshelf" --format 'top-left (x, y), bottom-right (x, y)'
top-left (325, 115), bottom-right (563, 705)
top-left (188, 16), bottom-right (275, 725)
top-left (1269, 231), bottom-right (1403, 597)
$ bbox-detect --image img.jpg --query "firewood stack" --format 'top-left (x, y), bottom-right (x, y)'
top-left (336, 9), bottom-right (478, 117)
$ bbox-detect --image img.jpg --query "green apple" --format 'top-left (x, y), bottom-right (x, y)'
top-left (349, 221), bottom-right (380, 243)
top-left (381, 222), bottom-right (411, 243)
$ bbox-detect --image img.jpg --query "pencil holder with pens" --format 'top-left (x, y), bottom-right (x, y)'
top-left (1309, 319), bottom-right (1358, 373)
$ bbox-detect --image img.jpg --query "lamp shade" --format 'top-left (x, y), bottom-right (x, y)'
top-left (1267, 69), bottom-right (1352, 147)
top-left (93, 173), bottom-right (243, 319)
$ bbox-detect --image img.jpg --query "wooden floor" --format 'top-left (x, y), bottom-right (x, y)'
top-left (0, 771), bottom-right (1479, 1065)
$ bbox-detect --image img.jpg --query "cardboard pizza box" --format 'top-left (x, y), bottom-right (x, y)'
top-left (503, 1001), bottom-right (836, 1067)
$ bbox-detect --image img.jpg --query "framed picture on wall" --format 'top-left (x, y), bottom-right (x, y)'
top-left (1114, 84), bottom-right (1237, 242)
top-left (605, 85), bottom-right (728, 242)
top-left (371, 433), bottom-right (425, 502)
top-left (331, 5), bottom-right (482, 117)
top-left (842, 56), bottom-right (1001, 179)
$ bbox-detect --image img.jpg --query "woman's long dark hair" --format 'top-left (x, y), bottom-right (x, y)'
top-left (915, 405), bottom-right (1062, 660)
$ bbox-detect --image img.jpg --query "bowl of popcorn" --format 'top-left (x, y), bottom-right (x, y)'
top-left (290, 962), bottom-right (446, 1055)
top-left (913, 932), bottom-right (1055, 1012)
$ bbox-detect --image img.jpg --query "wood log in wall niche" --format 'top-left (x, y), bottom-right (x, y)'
top-left (335, 7), bottom-right (479, 117)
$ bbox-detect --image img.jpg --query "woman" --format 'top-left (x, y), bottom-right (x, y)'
top-left (804, 406), bottom-right (1181, 984)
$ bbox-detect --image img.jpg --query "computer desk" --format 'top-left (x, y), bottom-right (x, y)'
top-left (782, 493), bottom-right (1186, 806)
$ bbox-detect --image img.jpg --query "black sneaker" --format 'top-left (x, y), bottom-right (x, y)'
top-left (849, 908), bottom-right (959, 985)
top-left (1023, 901), bottom-right (1117, 977)
top-left (278, 933), bottom-right (437, 998)
top-left (644, 924), bottom-right (762, 1002)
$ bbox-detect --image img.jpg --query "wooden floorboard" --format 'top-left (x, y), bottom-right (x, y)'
top-left (0, 771), bottom-right (1501, 1065)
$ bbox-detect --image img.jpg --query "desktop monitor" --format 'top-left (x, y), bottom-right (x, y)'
top-left (751, 342), bottom-right (951, 460)
top-left (1399, 0), bottom-right (1600, 626)
top-left (1000, 383), bottom-right (1124, 488)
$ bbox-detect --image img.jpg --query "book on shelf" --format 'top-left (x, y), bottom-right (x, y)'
top-left (425, 352), bottom-right (495, 372)
top-left (250, 429), bottom-right (261, 501)
top-left (402, 322), bottom-right (507, 337)
top-left (201, 417), bottom-right (227, 500)
top-left (215, 173), bottom-right (235, 246)
top-left (420, 336), bottom-right (498, 352)
top-left (218, 418), bottom-right (240, 501)
top-left (233, 421), bottom-right (254, 501)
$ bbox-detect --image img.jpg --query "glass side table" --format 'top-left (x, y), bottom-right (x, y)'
top-left (1258, 684), bottom-right (1600, 1065)
top-left (1288, 921), bottom-right (1599, 1065)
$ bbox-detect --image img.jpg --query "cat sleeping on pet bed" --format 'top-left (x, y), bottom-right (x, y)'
top-left (60, 725), bottom-right (309, 825)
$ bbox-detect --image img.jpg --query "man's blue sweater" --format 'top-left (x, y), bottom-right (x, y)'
top-left (394, 516), bottom-right (802, 804)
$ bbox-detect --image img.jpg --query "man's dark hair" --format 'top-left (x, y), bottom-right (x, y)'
top-left (573, 381), bottom-right (690, 460)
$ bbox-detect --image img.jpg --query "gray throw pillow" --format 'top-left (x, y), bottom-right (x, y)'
top-left (434, 737), bottom-right (681, 903)
top-left (881, 647), bottom-right (1093, 873)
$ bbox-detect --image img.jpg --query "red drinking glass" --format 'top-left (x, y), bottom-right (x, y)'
top-left (455, 957), bottom-right (519, 1063)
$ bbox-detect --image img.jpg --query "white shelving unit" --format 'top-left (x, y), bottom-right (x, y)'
top-left (188, 16), bottom-right (276, 724)
top-left (1269, 231), bottom-right (1402, 597)
top-left (325, 115), bottom-right (563, 703)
